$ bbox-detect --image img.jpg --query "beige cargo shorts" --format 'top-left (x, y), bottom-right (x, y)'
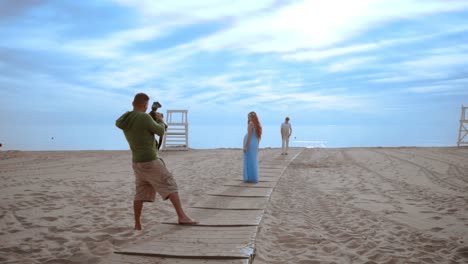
top-left (132, 159), bottom-right (179, 201)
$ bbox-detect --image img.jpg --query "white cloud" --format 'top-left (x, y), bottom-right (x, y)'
top-left (368, 44), bottom-right (468, 84)
top-left (196, 73), bottom-right (262, 91)
top-left (82, 42), bottom-right (197, 89)
top-left (149, 70), bottom-right (370, 113)
top-left (370, 76), bottom-right (413, 83)
top-left (254, 91), bottom-right (366, 111)
top-left (113, 0), bottom-right (274, 20)
top-left (282, 43), bottom-right (381, 61)
top-left (402, 53), bottom-right (468, 70)
top-left (63, 24), bottom-right (170, 59)
top-left (193, 0), bottom-right (468, 54)
top-left (281, 26), bottom-right (468, 62)
top-left (404, 79), bottom-right (468, 95)
top-left (196, 0), bottom-right (367, 52)
top-left (5, 1), bottom-right (468, 111)
top-left (0, 72), bottom-right (129, 113)
top-left (68, 0), bottom-right (272, 62)
top-left (327, 56), bottom-right (376, 72)
top-left (406, 85), bottom-right (451, 93)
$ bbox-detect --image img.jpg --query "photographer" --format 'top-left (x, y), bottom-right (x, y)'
top-left (116, 93), bottom-right (197, 230)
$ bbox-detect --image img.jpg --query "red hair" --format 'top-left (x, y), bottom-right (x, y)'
top-left (249, 111), bottom-right (262, 139)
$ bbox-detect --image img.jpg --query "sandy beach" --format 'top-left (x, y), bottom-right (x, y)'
top-left (1, 147), bottom-right (467, 264)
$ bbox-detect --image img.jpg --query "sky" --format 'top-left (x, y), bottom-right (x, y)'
top-left (1, 0), bottom-right (468, 150)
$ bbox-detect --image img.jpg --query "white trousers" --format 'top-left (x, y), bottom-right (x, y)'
top-left (281, 136), bottom-right (289, 154)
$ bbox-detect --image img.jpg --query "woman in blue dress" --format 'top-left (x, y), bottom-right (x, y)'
top-left (243, 111), bottom-right (262, 183)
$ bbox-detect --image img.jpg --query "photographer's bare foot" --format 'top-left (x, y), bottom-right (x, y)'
top-left (178, 216), bottom-right (198, 225)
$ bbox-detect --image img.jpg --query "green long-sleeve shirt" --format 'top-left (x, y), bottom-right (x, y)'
top-left (116, 111), bottom-right (166, 162)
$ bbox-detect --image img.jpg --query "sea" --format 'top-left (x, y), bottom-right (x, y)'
top-left (1, 123), bottom-right (457, 151)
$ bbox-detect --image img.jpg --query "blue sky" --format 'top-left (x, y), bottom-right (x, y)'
top-left (1, 0), bottom-right (468, 150)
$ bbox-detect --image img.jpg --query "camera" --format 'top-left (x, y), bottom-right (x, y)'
top-left (152, 101), bottom-right (162, 111)
top-left (149, 101), bottom-right (162, 121)
top-left (149, 101), bottom-right (165, 150)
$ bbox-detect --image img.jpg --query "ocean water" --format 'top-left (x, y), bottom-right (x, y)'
top-left (1, 123), bottom-right (457, 151)
top-left (189, 124), bottom-right (456, 149)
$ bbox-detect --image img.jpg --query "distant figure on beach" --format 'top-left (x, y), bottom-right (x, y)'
top-left (243, 111), bottom-right (262, 183)
top-left (116, 93), bottom-right (197, 230)
top-left (281, 117), bottom-right (292, 155)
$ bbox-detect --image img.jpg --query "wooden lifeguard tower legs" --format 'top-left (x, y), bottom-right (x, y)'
top-left (162, 110), bottom-right (189, 150)
top-left (458, 105), bottom-right (468, 147)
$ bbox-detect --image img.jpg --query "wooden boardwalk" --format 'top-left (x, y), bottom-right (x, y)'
top-left (109, 148), bottom-right (303, 264)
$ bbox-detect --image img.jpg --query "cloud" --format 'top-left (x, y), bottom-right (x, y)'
top-left (192, 0), bottom-right (468, 54)
top-left (406, 85), bottom-right (452, 94)
top-left (113, 0), bottom-right (275, 20)
top-left (370, 76), bottom-right (413, 83)
top-left (282, 43), bottom-right (381, 61)
top-left (403, 76), bottom-right (468, 95)
top-left (369, 47), bottom-right (468, 84)
top-left (2, 1), bottom-right (468, 124)
top-left (63, 25), bottom-right (167, 59)
top-left (0, 71), bottom-right (129, 117)
top-left (162, 71), bottom-right (369, 113)
top-left (402, 53), bottom-right (468, 70)
top-left (0, 0), bottom-right (43, 20)
top-left (281, 25), bottom-right (468, 62)
top-left (82, 42), bottom-right (198, 89)
top-left (327, 56), bottom-right (376, 72)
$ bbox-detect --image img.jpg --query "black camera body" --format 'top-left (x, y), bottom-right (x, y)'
top-left (149, 101), bottom-right (165, 150)
top-left (152, 101), bottom-right (162, 111)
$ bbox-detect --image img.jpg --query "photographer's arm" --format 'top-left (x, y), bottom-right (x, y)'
top-left (146, 115), bottom-right (166, 137)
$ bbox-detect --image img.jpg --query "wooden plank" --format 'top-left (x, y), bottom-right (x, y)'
top-left (207, 186), bottom-right (273, 197)
top-left (109, 254), bottom-right (250, 264)
top-left (192, 196), bottom-right (269, 210)
top-left (223, 180), bottom-right (276, 188)
top-left (115, 225), bottom-right (256, 259)
top-left (260, 173), bottom-right (282, 177)
top-left (109, 149), bottom-right (304, 264)
top-left (256, 177), bottom-right (278, 182)
top-left (259, 167), bottom-right (284, 171)
top-left (259, 168), bottom-right (282, 172)
top-left (258, 164), bottom-right (287, 171)
top-left (259, 163), bottom-right (286, 167)
top-left (260, 170), bottom-right (283, 175)
top-left (258, 171), bottom-right (284, 175)
top-left (117, 242), bottom-right (252, 257)
top-left (223, 177), bottom-right (281, 183)
top-left (259, 175), bottom-right (282, 181)
top-left (162, 208), bottom-right (264, 226)
top-left (259, 172), bottom-right (283, 178)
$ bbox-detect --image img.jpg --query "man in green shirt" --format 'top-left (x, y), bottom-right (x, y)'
top-left (116, 93), bottom-right (197, 230)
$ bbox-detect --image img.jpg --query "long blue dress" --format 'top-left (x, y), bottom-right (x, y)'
top-left (243, 127), bottom-right (259, 183)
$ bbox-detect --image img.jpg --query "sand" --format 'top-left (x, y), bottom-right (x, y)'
top-left (1, 147), bottom-right (467, 264)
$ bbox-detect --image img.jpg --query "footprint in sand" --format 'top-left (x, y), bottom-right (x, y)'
top-left (455, 246), bottom-right (468, 259)
top-left (446, 208), bottom-right (458, 214)
top-left (430, 227), bottom-right (444, 232)
top-left (41, 216), bottom-right (58, 222)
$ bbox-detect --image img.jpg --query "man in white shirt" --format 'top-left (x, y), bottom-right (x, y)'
top-left (281, 117), bottom-right (292, 155)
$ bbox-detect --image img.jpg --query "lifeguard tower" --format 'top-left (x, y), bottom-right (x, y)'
top-left (457, 105), bottom-right (468, 147)
top-left (162, 110), bottom-right (189, 150)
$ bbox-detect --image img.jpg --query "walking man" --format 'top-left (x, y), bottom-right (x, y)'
top-left (281, 117), bottom-right (292, 155)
